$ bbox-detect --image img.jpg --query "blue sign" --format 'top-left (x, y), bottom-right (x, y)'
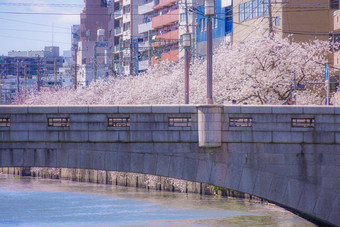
top-left (325, 65), bottom-right (328, 80)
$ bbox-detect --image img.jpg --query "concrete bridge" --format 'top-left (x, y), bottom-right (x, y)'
top-left (0, 105), bottom-right (339, 226)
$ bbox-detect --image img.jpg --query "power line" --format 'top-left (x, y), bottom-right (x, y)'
top-left (0, 17), bottom-right (69, 30)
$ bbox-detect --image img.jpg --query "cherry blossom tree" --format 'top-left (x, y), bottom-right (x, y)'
top-left (14, 35), bottom-right (331, 105)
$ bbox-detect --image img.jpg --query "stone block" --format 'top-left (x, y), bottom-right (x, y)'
top-left (303, 106), bottom-right (334, 114)
top-left (28, 106), bottom-right (58, 114)
top-left (252, 114), bottom-right (276, 123)
top-left (55, 149), bottom-right (68, 168)
top-left (272, 131), bottom-right (303, 143)
top-left (152, 105), bottom-right (180, 113)
top-left (11, 123), bottom-right (47, 131)
top-left (179, 131), bottom-right (197, 142)
top-left (116, 152), bottom-right (131, 172)
top-left (156, 155), bottom-right (170, 177)
top-left (179, 105), bottom-right (196, 113)
top-left (313, 132), bottom-right (335, 144)
top-left (168, 156), bottom-right (185, 179)
top-left (336, 133), bottom-right (340, 144)
top-left (88, 106), bottom-right (118, 113)
top-left (118, 131), bottom-right (130, 142)
top-left (88, 122), bottom-right (107, 131)
top-left (10, 131), bottom-right (29, 141)
top-left (297, 183), bottom-right (320, 214)
top-left (253, 123), bottom-right (290, 131)
top-left (129, 143), bottom-right (153, 153)
top-left (315, 123), bottom-right (336, 132)
top-left (44, 149), bottom-right (57, 167)
top-left (152, 131), bottom-right (179, 142)
top-left (238, 168), bottom-right (258, 194)
top-left (104, 152), bottom-right (117, 171)
top-left (34, 149), bottom-right (46, 167)
top-left (196, 159), bottom-right (213, 184)
top-left (130, 122), bottom-right (155, 131)
top-left (209, 162), bottom-right (228, 187)
top-left (58, 131), bottom-right (89, 142)
top-left (10, 114), bottom-right (33, 123)
top-left (315, 115), bottom-right (335, 123)
top-left (70, 123), bottom-right (89, 131)
top-left (197, 105), bottom-right (223, 113)
top-left (12, 149), bottom-right (24, 167)
top-left (223, 106), bottom-right (241, 114)
top-left (240, 106), bottom-right (272, 114)
top-left (272, 106), bottom-right (304, 114)
top-left (130, 153), bottom-right (145, 173)
top-left (92, 151), bottom-right (105, 170)
top-left (281, 179), bottom-right (305, 209)
top-left (130, 114), bottom-right (154, 123)
top-left (0, 106), bottom-right (28, 114)
top-left (0, 131), bottom-right (10, 141)
top-left (89, 131), bottom-right (119, 142)
top-left (313, 190), bottom-right (337, 221)
top-left (119, 105), bottom-right (152, 113)
top-left (23, 149), bottom-right (35, 167)
top-left (222, 131), bottom-right (241, 142)
top-left (58, 106), bottom-right (88, 113)
top-left (253, 171), bottom-right (274, 198)
top-left (143, 154), bottom-right (158, 175)
top-left (79, 150), bottom-right (92, 169)
top-left (67, 149), bottom-right (80, 169)
top-left (130, 131), bottom-right (152, 142)
top-left (267, 176), bottom-right (288, 204)
top-left (253, 132), bottom-right (272, 142)
top-left (182, 158), bottom-right (198, 182)
top-left (329, 196), bottom-right (340, 226)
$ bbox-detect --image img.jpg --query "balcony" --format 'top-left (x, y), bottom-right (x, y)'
top-left (152, 49), bottom-right (179, 65)
top-left (152, 9), bottom-right (179, 29)
top-left (139, 41), bottom-right (150, 49)
top-left (114, 0), bottom-right (122, 2)
top-left (138, 21), bottom-right (153, 34)
top-left (123, 13), bottom-right (130, 23)
top-left (152, 29), bottom-right (178, 47)
top-left (114, 8), bottom-right (122, 19)
top-left (114, 45), bottom-right (121, 53)
top-left (138, 0), bottom-right (156, 15)
top-left (114, 27), bottom-right (122, 35)
top-left (122, 0), bottom-right (130, 6)
top-left (123, 30), bottom-right (131, 40)
top-left (153, 0), bottom-right (177, 10)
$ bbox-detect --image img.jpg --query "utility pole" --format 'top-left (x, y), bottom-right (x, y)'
top-left (54, 58), bottom-right (57, 86)
top-left (37, 55), bottom-right (41, 92)
top-left (130, 0), bottom-right (134, 75)
top-left (24, 64), bottom-right (27, 90)
top-left (74, 48), bottom-right (77, 89)
top-left (184, 0), bottom-right (190, 104)
top-left (268, 0), bottom-right (274, 38)
top-left (94, 45), bottom-right (97, 82)
top-left (205, 0), bottom-right (215, 104)
top-left (16, 60), bottom-right (20, 94)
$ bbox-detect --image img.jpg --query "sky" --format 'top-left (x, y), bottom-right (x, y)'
top-left (0, 0), bottom-right (84, 56)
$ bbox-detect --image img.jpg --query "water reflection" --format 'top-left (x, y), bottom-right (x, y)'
top-left (0, 174), bottom-right (315, 226)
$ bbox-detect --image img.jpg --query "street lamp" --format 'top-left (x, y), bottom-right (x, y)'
top-left (204, 0), bottom-right (215, 104)
top-left (181, 33), bottom-right (191, 104)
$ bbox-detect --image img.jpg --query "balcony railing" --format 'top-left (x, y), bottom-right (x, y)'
top-left (138, 0), bottom-right (155, 15)
top-left (114, 8), bottom-right (122, 19)
top-left (152, 9), bottom-right (179, 29)
top-left (138, 21), bottom-right (153, 34)
top-left (114, 27), bottom-right (122, 35)
top-left (153, 0), bottom-right (177, 10)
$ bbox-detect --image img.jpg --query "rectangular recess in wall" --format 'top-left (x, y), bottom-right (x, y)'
top-left (108, 117), bottom-right (130, 127)
top-left (168, 117), bottom-right (191, 127)
top-left (48, 118), bottom-right (70, 127)
top-left (229, 118), bottom-right (253, 127)
top-left (291, 118), bottom-right (315, 128)
top-left (0, 118), bottom-right (10, 127)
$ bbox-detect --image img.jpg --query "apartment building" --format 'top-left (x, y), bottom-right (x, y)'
top-left (151, 0), bottom-right (180, 64)
top-left (111, 0), bottom-right (143, 75)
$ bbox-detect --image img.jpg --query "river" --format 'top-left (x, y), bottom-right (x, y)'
top-left (0, 174), bottom-right (315, 227)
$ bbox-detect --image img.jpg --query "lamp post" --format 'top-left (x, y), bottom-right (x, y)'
top-left (182, 33), bottom-right (191, 104)
top-left (205, 0), bottom-right (215, 104)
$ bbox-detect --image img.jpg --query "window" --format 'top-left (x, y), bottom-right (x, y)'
top-left (48, 118), bottom-right (70, 127)
top-left (244, 2), bottom-right (252, 20)
top-left (275, 16), bottom-right (280, 26)
top-left (212, 17), bottom-right (218, 29)
top-left (0, 118), bottom-right (10, 127)
top-left (252, 0), bottom-right (259, 17)
top-left (239, 3), bottom-right (245, 22)
top-left (180, 13), bottom-right (186, 23)
top-left (331, 0), bottom-right (339, 9)
top-left (229, 118), bottom-right (253, 127)
top-left (291, 118), bottom-right (315, 128)
top-left (108, 117), bottom-right (130, 127)
top-left (200, 18), bottom-right (205, 32)
top-left (168, 117), bottom-right (191, 127)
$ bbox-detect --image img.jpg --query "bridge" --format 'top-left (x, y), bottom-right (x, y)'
top-left (0, 104), bottom-right (339, 226)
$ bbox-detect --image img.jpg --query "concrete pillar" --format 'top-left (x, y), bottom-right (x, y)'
top-left (198, 105), bottom-right (222, 147)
